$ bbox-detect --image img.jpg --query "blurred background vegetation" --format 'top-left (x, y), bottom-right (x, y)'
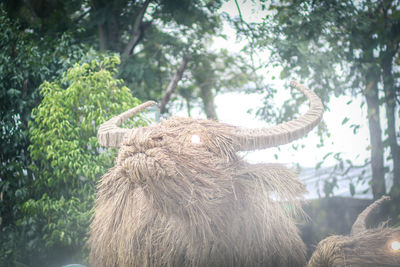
top-left (0, 0), bottom-right (399, 266)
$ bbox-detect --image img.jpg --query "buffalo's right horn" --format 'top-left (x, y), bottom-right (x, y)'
top-left (228, 81), bottom-right (324, 151)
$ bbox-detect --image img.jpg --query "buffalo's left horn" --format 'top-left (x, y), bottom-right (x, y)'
top-left (97, 101), bottom-right (157, 148)
top-left (351, 195), bottom-right (390, 235)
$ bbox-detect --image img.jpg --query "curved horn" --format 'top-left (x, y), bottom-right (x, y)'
top-left (351, 195), bottom-right (390, 235)
top-left (230, 81), bottom-right (324, 151)
top-left (97, 101), bottom-right (157, 148)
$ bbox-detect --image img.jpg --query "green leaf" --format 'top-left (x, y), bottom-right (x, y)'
top-left (322, 152), bottom-right (333, 160)
top-left (349, 183), bottom-right (355, 196)
top-left (7, 88), bottom-right (21, 97)
top-left (315, 161), bottom-right (323, 170)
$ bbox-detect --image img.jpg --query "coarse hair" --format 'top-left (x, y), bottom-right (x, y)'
top-left (89, 81), bottom-right (324, 266)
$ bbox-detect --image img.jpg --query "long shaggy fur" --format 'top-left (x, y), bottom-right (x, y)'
top-left (89, 117), bottom-right (307, 266)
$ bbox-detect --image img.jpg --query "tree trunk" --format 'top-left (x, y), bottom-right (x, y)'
top-left (364, 71), bottom-right (386, 199)
top-left (98, 24), bottom-right (107, 50)
top-left (382, 53), bottom-right (400, 198)
top-left (160, 55), bottom-right (190, 114)
top-left (91, 0), bottom-right (107, 50)
top-left (107, 9), bottom-right (121, 51)
top-left (380, 5), bottom-right (400, 198)
top-left (185, 98), bottom-right (192, 117)
top-left (200, 86), bottom-right (218, 120)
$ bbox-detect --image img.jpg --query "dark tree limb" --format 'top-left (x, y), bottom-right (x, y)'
top-left (73, 8), bottom-right (91, 24)
top-left (122, 0), bottom-right (152, 56)
top-left (160, 55), bottom-right (191, 114)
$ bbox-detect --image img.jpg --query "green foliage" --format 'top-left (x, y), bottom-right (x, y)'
top-left (6, 57), bottom-right (147, 266)
top-left (116, 2), bottom-right (224, 103)
top-left (3, 0), bottom-right (256, 119)
top-left (29, 56), bottom-right (137, 194)
top-left (0, 5), bottom-right (91, 266)
top-left (20, 195), bottom-right (92, 264)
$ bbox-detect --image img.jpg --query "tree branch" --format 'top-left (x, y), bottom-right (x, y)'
top-left (122, 0), bottom-right (152, 56)
top-left (233, 0), bottom-right (257, 68)
top-left (73, 8), bottom-right (91, 24)
top-left (160, 55), bottom-right (191, 114)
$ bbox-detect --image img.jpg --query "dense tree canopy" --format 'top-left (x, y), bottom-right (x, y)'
top-left (2, 0), bottom-right (251, 112)
top-left (26, 56), bottom-right (146, 266)
top-left (0, 6), bottom-right (90, 265)
top-left (4, 56), bottom-right (148, 266)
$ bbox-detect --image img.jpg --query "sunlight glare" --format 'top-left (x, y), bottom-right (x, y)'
top-left (391, 241), bottom-right (400, 251)
top-left (190, 134), bottom-right (201, 144)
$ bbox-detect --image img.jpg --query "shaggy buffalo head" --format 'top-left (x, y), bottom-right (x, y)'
top-left (308, 196), bottom-right (400, 267)
top-left (90, 81), bottom-right (324, 267)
